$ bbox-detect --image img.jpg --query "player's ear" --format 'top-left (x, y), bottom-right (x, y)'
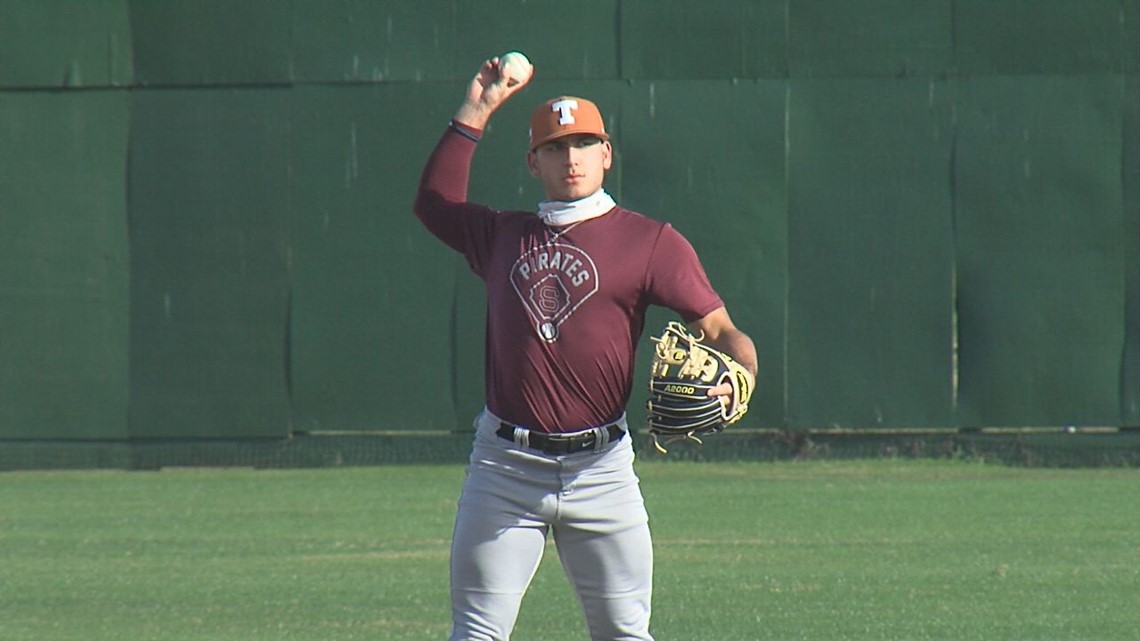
top-left (601, 141), bottom-right (613, 170)
top-left (526, 150), bottom-right (540, 177)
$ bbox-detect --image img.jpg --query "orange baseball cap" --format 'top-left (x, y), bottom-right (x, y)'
top-left (528, 96), bottom-right (609, 150)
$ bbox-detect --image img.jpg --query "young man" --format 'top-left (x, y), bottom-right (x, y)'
top-left (413, 56), bottom-right (757, 641)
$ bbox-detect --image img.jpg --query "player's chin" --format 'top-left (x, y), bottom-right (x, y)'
top-left (554, 183), bottom-right (594, 202)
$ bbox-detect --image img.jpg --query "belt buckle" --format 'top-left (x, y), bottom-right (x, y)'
top-left (569, 432), bottom-right (595, 453)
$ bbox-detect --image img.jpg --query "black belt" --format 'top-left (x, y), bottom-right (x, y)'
top-left (496, 422), bottom-right (624, 455)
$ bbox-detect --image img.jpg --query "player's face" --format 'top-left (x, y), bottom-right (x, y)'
top-left (527, 135), bottom-right (613, 202)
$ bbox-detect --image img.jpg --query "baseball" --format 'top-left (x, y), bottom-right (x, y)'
top-left (499, 51), bottom-right (533, 86)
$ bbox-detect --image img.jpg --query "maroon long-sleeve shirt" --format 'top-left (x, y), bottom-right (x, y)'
top-left (414, 123), bottom-right (723, 432)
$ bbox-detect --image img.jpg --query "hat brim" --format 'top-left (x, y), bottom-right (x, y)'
top-left (529, 130), bottom-right (610, 150)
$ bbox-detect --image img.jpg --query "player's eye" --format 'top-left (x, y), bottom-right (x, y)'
top-left (569, 137), bottom-right (602, 149)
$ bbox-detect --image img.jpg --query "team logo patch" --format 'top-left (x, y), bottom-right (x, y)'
top-left (510, 242), bottom-right (598, 342)
top-left (551, 99), bottom-right (578, 125)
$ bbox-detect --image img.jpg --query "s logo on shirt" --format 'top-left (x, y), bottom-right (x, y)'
top-left (510, 243), bottom-right (598, 342)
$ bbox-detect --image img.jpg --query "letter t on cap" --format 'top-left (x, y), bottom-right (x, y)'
top-left (551, 99), bottom-right (579, 125)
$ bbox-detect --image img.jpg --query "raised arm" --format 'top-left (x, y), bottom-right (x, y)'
top-left (452, 56), bottom-right (532, 130)
top-left (412, 56), bottom-right (533, 250)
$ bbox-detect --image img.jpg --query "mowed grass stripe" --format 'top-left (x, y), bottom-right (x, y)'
top-left (2, 460), bottom-right (1136, 640)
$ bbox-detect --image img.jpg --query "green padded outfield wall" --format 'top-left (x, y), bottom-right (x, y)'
top-left (0, 0), bottom-right (133, 439)
top-left (0, 0), bottom-right (1136, 441)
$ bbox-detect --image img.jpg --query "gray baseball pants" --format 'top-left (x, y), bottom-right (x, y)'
top-left (449, 408), bottom-right (654, 641)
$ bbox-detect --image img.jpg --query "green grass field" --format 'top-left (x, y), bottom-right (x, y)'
top-left (2, 459), bottom-right (1137, 641)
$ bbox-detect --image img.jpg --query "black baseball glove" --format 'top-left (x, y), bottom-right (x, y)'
top-left (645, 321), bottom-right (754, 453)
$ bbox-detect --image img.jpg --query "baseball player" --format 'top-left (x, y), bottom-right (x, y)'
top-left (413, 56), bottom-right (758, 641)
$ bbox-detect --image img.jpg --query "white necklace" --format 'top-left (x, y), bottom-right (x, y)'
top-left (546, 219), bottom-right (584, 242)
